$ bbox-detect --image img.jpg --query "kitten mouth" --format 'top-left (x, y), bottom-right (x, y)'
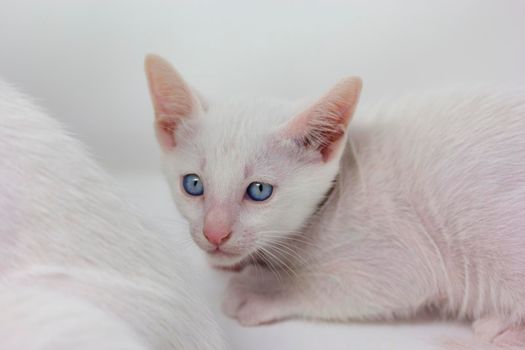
top-left (206, 247), bottom-right (239, 258)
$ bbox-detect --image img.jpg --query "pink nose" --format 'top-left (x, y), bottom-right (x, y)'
top-left (204, 229), bottom-right (232, 246)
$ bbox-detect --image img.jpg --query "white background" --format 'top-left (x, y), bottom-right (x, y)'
top-left (1, 0), bottom-right (524, 172)
top-left (1, 1), bottom-right (524, 349)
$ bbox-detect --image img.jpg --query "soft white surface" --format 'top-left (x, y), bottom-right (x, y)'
top-left (116, 173), bottom-right (472, 350)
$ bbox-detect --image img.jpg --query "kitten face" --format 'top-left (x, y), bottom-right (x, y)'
top-left (161, 101), bottom-right (340, 267)
top-left (145, 54), bottom-right (361, 267)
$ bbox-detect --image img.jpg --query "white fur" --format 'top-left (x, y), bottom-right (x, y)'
top-left (154, 65), bottom-right (525, 348)
top-left (0, 79), bottom-right (226, 350)
top-left (162, 97), bottom-right (343, 267)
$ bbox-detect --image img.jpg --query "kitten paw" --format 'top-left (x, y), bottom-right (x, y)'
top-left (222, 266), bottom-right (292, 326)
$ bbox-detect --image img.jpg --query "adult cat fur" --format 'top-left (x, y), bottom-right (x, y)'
top-left (0, 78), bottom-right (226, 350)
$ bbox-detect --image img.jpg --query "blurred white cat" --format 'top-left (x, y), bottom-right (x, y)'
top-left (146, 54), bottom-right (525, 349)
top-left (0, 79), bottom-right (226, 350)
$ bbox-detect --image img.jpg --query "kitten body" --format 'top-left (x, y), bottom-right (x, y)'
top-left (0, 79), bottom-right (226, 350)
top-left (145, 55), bottom-right (525, 349)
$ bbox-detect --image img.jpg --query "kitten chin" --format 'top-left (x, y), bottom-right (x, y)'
top-left (207, 252), bottom-right (252, 271)
top-left (209, 251), bottom-right (271, 273)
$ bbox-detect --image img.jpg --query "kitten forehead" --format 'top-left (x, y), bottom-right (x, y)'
top-left (179, 97), bottom-right (304, 199)
top-left (197, 98), bottom-right (298, 154)
top-left (200, 96), bottom-right (305, 137)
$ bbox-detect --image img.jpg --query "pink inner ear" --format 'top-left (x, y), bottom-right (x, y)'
top-left (145, 54), bottom-right (200, 151)
top-left (152, 86), bottom-right (194, 119)
top-left (144, 54), bottom-right (196, 120)
top-left (283, 77), bottom-right (362, 162)
top-left (318, 127), bottom-right (346, 162)
top-left (284, 104), bottom-right (349, 162)
top-left (285, 109), bottom-right (344, 161)
top-left (155, 118), bottom-right (177, 150)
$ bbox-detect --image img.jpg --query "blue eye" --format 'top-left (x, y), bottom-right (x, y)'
top-left (182, 174), bottom-right (204, 196)
top-left (246, 182), bottom-right (273, 201)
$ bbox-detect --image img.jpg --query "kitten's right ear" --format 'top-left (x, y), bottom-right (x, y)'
top-left (144, 54), bottom-right (202, 151)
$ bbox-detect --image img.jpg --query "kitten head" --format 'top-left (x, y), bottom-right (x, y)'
top-left (145, 54), bottom-right (361, 267)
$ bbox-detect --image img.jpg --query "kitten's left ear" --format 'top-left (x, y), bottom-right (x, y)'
top-left (144, 54), bottom-right (204, 151)
top-left (282, 77), bottom-right (362, 162)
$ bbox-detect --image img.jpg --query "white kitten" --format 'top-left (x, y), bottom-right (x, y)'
top-left (145, 54), bottom-right (525, 349)
top-left (0, 78), bottom-right (226, 350)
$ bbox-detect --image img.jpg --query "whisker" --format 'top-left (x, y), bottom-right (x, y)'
top-left (266, 241), bottom-right (310, 267)
top-left (257, 231), bottom-right (319, 248)
top-left (253, 249), bottom-right (283, 283)
top-left (258, 245), bottom-right (299, 281)
top-left (257, 246), bottom-right (289, 280)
